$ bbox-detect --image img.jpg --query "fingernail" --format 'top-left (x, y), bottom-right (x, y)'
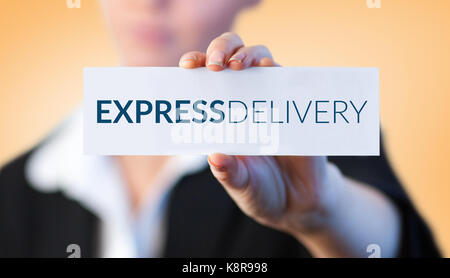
top-left (179, 59), bottom-right (196, 68)
top-left (207, 51), bottom-right (225, 67)
top-left (228, 53), bottom-right (245, 64)
top-left (179, 55), bottom-right (197, 67)
top-left (208, 154), bottom-right (229, 171)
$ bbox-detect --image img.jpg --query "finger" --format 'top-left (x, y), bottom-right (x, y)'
top-left (256, 57), bottom-right (280, 67)
top-left (228, 45), bottom-right (276, 70)
top-left (206, 32), bottom-right (244, 71)
top-left (208, 153), bottom-right (249, 190)
top-left (179, 51), bottom-right (207, 68)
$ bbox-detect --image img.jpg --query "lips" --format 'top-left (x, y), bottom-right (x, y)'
top-left (130, 24), bottom-right (172, 46)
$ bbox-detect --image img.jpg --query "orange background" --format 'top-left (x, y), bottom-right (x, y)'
top-left (1, 0), bottom-right (449, 256)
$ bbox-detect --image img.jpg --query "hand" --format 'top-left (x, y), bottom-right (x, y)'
top-left (178, 32), bottom-right (401, 257)
top-left (178, 32), bottom-right (343, 235)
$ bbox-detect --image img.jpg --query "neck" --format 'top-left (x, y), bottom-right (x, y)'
top-left (115, 156), bottom-right (170, 212)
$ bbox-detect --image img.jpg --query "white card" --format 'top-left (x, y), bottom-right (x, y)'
top-left (84, 67), bottom-right (379, 156)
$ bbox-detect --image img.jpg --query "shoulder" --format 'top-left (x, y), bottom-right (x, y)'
top-left (0, 147), bottom-right (37, 197)
top-left (0, 145), bottom-right (98, 258)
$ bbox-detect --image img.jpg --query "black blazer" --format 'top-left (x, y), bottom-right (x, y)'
top-left (0, 141), bottom-right (441, 258)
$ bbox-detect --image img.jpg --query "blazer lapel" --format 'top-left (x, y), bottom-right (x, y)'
top-left (163, 168), bottom-right (240, 257)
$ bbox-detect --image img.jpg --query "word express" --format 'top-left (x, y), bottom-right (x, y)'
top-left (84, 67), bottom-right (379, 155)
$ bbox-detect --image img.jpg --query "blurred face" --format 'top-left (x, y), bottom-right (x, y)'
top-left (101, 0), bottom-right (259, 66)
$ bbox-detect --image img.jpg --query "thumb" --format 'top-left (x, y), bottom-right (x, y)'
top-left (207, 153), bottom-right (249, 190)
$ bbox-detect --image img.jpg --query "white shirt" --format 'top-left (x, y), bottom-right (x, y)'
top-left (25, 110), bottom-right (208, 257)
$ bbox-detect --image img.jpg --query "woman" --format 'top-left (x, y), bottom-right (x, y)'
top-left (0, 0), bottom-right (440, 257)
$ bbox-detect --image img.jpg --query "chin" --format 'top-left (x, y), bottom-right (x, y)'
top-left (121, 52), bottom-right (179, 67)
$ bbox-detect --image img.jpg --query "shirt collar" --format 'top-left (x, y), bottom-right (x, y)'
top-left (25, 109), bottom-right (208, 257)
